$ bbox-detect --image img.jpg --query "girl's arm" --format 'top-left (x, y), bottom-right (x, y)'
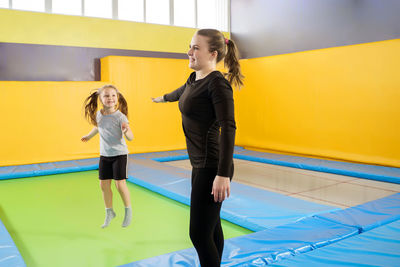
top-left (122, 123), bottom-right (134, 141)
top-left (81, 127), bottom-right (98, 142)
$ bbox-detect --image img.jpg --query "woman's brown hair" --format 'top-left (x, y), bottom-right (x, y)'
top-left (84, 84), bottom-right (128, 126)
top-left (197, 29), bottom-right (244, 88)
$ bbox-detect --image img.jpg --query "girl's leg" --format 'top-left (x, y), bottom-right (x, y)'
top-left (189, 168), bottom-right (223, 267)
top-left (115, 179), bottom-right (131, 207)
top-left (115, 179), bottom-right (132, 227)
top-left (100, 179), bottom-right (116, 228)
top-left (100, 179), bottom-right (113, 208)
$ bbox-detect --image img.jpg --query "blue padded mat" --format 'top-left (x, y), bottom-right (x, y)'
top-left (0, 219), bottom-right (25, 267)
top-left (123, 193), bottom-right (400, 266)
top-left (233, 147), bottom-right (400, 184)
top-left (316, 193), bottom-right (400, 233)
top-left (123, 216), bottom-right (358, 267)
top-left (0, 158), bottom-right (98, 180)
top-left (270, 219), bottom-right (400, 267)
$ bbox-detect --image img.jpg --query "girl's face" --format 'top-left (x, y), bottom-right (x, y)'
top-left (187, 34), bottom-right (217, 71)
top-left (100, 87), bottom-right (118, 109)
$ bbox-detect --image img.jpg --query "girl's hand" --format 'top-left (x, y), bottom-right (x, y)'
top-left (81, 135), bottom-right (90, 142)
top-left (211, 176), bottom-right (230, 202)
top-left (121, 122), bottom-right (130, 134)
top-left (151, 96), bottom-right (166, 103)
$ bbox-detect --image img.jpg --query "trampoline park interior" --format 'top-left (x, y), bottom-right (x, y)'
top-left (0, 1), bottom-right (399, 267)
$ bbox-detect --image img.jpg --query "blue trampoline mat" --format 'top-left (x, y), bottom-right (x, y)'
top-left (0, 218), bottom-right (25, 267)
top-left (123, 193), bottom-right (400, 266)
top-left (233, 147), bottom-right (400, 184)
top-left (270, 219), bottom-right (400, 267)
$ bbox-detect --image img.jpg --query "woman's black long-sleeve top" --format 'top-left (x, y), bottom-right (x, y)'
top-left (163, 71), bottom-right (236, 177)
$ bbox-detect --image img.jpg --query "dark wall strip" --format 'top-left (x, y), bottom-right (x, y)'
top-left (231, 0), bottom-right (400, 59)
top-left (0, 42), bottom-right (188, 81)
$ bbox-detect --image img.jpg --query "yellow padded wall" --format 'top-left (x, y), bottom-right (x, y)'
top-left (234, 39), bottom-right (400, 167)
top-left (101, 56), bottom-right (192, 153)
top-left (2, 38), bottom-right (397, 168)
top-left (0, 81), bottom-right (107, 166)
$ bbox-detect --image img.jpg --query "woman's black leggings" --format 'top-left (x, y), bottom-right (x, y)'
top-left (189, 167), bottom-right (233, 267)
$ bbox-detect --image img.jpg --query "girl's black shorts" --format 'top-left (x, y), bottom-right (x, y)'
top-left (99, 154), bottom-right (128, 180)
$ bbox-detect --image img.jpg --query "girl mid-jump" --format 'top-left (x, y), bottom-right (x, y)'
top-left (82, 84), bottom-right (134, 228)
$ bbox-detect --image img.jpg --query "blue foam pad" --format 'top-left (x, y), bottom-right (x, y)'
top-left (122, 215), bottom-right (358, 266)
top-left (153, 155), bottom-right (190, 162)
top-left (316, 193), bottom-right (400, 232)
top-left (0, 158), bottom-right (98, 180)
top-left (220, 216), bottom-right (358, 266)
top-left (270, 219), bottom-right (400, 267)
top-left (123, 193), bottom-right (400, 266)
top-left (0, 220), bottom-right (26, 267)
top-left (233, 147), bottom-right (400, 184)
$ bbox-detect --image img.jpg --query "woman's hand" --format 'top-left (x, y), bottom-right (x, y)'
top-left (211, 176), bottom-right (230, 202)
top-left (151, 96), bottom-right (166, 103)
top-left (81, 135), bottom-right (90, 142)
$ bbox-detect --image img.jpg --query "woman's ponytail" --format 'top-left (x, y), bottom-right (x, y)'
top-left (197, 29), bottom-right (244, 88)
top-left (224, 39), bottom-right (244, 88)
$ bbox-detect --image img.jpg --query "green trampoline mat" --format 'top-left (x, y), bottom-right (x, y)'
top-left (0, 170), bottom-right (252, 267)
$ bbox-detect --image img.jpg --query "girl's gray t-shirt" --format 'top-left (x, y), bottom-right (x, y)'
top-left (96, 110), bottom-right (129, 156)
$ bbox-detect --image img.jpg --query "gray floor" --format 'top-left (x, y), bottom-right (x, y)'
top-left (164, 159), bottom-right (400, 209)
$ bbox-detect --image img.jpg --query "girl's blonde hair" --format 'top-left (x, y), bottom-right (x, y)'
top-left (84, 84), bottom-right (128, 126)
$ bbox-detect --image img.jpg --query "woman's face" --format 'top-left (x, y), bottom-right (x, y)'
top-left (187, 34), bottom-right (217, 71)
top-left (100, 87), bottom-right (118, 109)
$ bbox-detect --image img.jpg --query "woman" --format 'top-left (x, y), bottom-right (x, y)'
top-left (152, 29), bottom-right (243, 266)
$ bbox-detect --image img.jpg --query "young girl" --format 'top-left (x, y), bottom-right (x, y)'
top-left (152, 29), bottom-right (243, 266)
top-left (81, 84), bottom-right (134, 228)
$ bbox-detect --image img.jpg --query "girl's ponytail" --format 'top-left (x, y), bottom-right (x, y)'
top-left (84, 90), bottom-right (99, 126)
top-left (118, 93), bottom-right (128, 117)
